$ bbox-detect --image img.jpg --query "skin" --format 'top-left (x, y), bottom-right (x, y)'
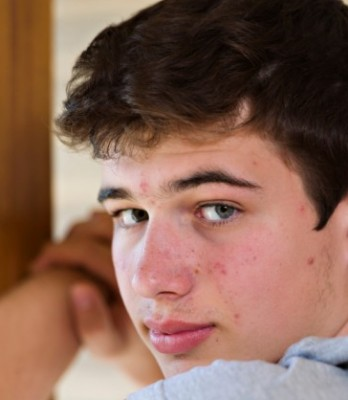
top-left (100, 131), bottom-right (348, 378)
top-left (0, 269), bottom-right (83, 400)
top-left (4, 131), bottom-right (348, 399)
top-left (31, 211), bottom-right (162, 385)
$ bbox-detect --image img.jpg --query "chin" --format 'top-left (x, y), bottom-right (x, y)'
top-left (158, 354), bottom-right (216, 378)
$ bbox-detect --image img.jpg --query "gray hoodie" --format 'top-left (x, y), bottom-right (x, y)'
top-left (128, 337), bottom-right (348, 399)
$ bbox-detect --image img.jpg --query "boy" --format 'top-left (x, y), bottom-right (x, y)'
top-left (56, 0), bottom-right (348, 397)
top-left (2, 0), bottom-right (348, 398)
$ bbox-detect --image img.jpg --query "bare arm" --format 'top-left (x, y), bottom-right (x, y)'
top-left (0, 269), bottom-right (88, 400)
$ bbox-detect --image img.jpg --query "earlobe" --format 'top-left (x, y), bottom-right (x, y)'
top-left (340, 196), bottom-right (348, 235)
top-left (329, 195), bottom-right (348, 338)
top-left (331, 196), bottom-right (348, 233)
top-left (342, 197), bottom-right (348, 259)
top-left (325, 196), bottom-right (348, 270)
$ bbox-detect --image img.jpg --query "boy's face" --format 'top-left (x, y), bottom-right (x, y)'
top-left (100, 131), bottom-right (348, 377)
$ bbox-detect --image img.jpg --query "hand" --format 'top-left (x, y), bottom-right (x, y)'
top-left (31, 211), bottom-right (116, 293)
top-left (70, 282), bottom-right (163, 385)
top-left (0, 269), bottom-right (90, 400)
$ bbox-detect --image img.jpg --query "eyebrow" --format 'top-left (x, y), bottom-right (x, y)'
top-left (167, 169), bottom-right (260, 192)
top-left (98, 187), bottom-right (132, 203)
top-left (98, 169), bottom-right (261, 203)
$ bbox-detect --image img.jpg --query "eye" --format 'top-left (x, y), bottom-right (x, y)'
top-left (117, 208), bottom-right (148, 228)
top-left (197, 203), bottom-right (239, 224)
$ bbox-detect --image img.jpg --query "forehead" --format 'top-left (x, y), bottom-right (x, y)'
top-left (100, 132), bottom-right (292, 191)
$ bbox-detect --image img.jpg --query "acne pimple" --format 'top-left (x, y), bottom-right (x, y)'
top-left (234, 313), bottom-right (240, 321)
top-left (140, 180), bottom-right (149, 193)
top-left (307, 257), bottom-right (315, 266)
top-left (214, 262), bottom-right (227, 275)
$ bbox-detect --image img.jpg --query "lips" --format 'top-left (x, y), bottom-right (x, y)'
top-left (145, 319), bottom-right (215, 354)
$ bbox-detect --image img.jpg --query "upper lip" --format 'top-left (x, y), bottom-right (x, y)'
top-left (144, 318), bottom-right (214, 334)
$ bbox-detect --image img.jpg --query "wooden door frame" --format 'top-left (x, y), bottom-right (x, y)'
top-left (0, 0), bottom-right (51, 292)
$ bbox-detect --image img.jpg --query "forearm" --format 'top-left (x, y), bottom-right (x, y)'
top-left (0, 269), bottom-right (88, 400)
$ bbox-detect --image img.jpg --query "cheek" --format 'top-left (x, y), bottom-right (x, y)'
top-left (208, 235), bottom-right (271, 286)
top-left (112, 229), bottom-right (138, 273)
top-left (209, 261), bottom-right (228, 276)
top-left (111, 240), bottom-right (133, 298)
top-left (112, 259), bottom-right (140, 324)
top-left (210, 230), bottom-right (332, 329)
top-left (205, 231), bottom-right (300, 312)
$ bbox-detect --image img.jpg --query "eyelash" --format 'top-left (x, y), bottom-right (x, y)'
top-left (112, 208), bottom-right (148, 229)
top-left (111, 202), bottom-right (241, 229)
top-left (195, 202), bottom-right (241, 227)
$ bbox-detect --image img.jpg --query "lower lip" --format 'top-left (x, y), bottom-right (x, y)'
top-left (149, 326), bottom-right (214, 354)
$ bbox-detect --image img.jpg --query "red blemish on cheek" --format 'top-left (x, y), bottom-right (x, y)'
top-left (307, 257), bottom-right (315, 266)
top-left (213, 262), bottom-right (227, 275)
top-left (234, 313), bottom-right (240, 321)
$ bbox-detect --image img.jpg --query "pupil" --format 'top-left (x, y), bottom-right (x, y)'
top-left (217, 205), bottom-right (232, 218)
top-left (133, 209), bottom-right (147, 221)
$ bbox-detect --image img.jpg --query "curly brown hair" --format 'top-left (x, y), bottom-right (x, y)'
top-left (57, 0), bottom-right (348, 229)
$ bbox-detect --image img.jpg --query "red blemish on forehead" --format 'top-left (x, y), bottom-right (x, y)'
top-left (140, 180), bottom-right (149, 193)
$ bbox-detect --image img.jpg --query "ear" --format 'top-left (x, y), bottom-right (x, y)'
top-left (325, 195), bottom-right (348, 271)
top-left (331, 195), bottom-right (348, 337)
top-left (329, 194), bottom-right (348, 234)
top-left (342, 195), bottom-right (348, 261)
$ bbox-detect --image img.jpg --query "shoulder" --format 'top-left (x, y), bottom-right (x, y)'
top-left (128, 337), bottom-right (348, 400)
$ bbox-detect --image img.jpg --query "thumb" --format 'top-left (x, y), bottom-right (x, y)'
top-left (70, 283), bottom-right (124, 359)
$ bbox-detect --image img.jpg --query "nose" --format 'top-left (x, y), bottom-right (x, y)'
top-left (131, 220), bottom-right (196, 299)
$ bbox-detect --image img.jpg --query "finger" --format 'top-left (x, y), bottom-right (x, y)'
top-left (66, 212), bottom-right (113, 243)
top-left (30, 240), bottom-right (115, 284)
top-left (70, 283), bottom-right (124, 359)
